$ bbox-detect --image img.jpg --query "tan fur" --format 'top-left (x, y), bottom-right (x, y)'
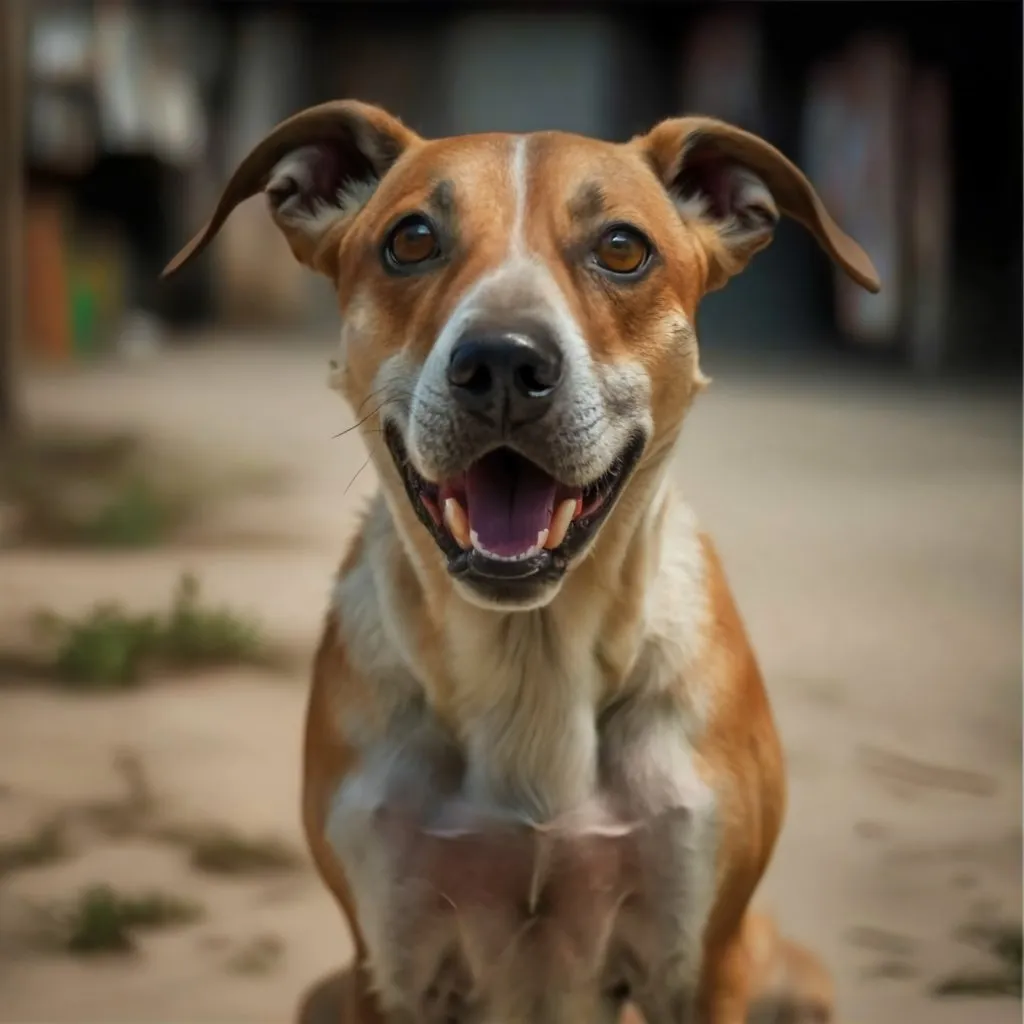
top-left (164, 101), bottom-right (880, 1024)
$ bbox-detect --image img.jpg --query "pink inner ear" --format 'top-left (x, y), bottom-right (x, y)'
top-left (680, 152), bottom-right (735, 220)
top-left (677, 150), bottom-right (778, 231)
top-left (266, 143), bottom-right (371, 218)
top-left (310, 145), bottom-right (345, 202)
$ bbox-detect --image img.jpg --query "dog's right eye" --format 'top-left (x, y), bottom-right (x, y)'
top-left (592, 224), bottom-right (652, 278)
top-left (383, 215), bottom-right (441, 269)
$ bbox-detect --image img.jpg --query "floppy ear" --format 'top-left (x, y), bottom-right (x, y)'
top-left (161, 100), bottom-right (419, 278)
top-left (639, 116), bottom-right (881, 294)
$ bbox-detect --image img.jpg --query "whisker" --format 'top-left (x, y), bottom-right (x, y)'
top-left (356, 383), bottom-right (418, 414)
top-left (333, 402), bottom-right (389, 439)
top-left (344, 457), bottom-right (372, 495)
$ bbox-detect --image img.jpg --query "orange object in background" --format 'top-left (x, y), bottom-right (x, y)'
top-left (23, 191), bottom-right (72, 362)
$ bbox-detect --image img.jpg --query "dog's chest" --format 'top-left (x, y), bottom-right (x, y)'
top-left (447, 618), bottom-right (606, 820)
top-left (327, 684), bottom-right (718, 1022)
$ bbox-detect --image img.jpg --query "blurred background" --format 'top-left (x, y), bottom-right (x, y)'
top-left (0, 2), bottom-right (1021, 1023)
top-left (6, 0), bottom-right (1023, 374)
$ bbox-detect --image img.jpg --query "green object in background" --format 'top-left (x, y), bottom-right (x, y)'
top-left (70, 277), bottom-right (97, 356)
top-left (66, 225), bottom-right (129, 360)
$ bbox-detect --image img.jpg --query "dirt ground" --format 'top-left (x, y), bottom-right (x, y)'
top-left (0, 338), bottom-right (1020, 1023)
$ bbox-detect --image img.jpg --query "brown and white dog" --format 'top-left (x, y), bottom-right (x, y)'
top-left (164, 101), bottom-right (879, 1024)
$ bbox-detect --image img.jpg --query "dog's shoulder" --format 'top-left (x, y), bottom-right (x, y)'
top-left (316, 495), bottom-right (422, 741)
top-left (632, 494), bottom-right (766, 729)
top-left (646, 495), bottom-right (708, 642)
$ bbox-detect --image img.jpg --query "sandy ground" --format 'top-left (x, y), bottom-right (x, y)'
top-left (0, 338), bottom-right (1020, 1023)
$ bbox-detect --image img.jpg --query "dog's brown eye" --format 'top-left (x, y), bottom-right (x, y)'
top-left (385, 216), bottom-right (440, 267)
top-left (594, 226), bottom-right (650, 276)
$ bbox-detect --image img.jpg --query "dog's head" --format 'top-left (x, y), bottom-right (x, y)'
top-left (165, 101), bottom-right (878, 611)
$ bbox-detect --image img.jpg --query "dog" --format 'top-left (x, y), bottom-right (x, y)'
top-left (163, 100), bottom-right (879, 1024)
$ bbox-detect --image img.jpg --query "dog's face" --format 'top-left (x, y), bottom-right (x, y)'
top-left (164, 102), bottom-right (878, 610)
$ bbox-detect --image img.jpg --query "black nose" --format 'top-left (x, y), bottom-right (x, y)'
top-left (447, 330), bottom-right (564, 426)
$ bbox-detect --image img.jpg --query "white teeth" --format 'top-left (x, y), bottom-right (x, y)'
top-left (545, 498), bottom-right (577, 550)
top-left (443, 498), bottom-right (471, 549)
top-left (469, 530), bottom-right (543, 562)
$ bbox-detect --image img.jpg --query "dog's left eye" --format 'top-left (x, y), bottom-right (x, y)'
top-left (593, 226), bottom-right (651, 276)
top-left (384, 215), bottom-right (441, 268)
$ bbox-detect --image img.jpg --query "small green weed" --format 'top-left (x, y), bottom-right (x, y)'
top-left (160, 574), bottom-right (265, 669)
top-left (37, 605), bottom-right (161, 688)
top-left (76, 477), bottom-right (189, 547)
top-left (36, 573), bottom-right (270, 689)
top-left (0, 433), bottom-right (191, 548)
top-left (48, 884), bottom-right (203, 955)
top-left (0, 429), bottom-right (286, 549)
top-left (184, 829), bottom-right (302, 877)
top-left (932, 920), bottom-right (1022, 1000)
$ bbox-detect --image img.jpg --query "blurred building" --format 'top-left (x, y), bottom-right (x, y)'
top-left (21, 0), bottom-right (1022, 376)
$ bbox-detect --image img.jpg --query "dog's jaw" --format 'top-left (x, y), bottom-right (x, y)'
top-left (381, 415), bottom-right (651, 612)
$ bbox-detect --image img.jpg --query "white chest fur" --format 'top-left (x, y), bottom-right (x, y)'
top-left (443, 603), bottom-right (605, 821)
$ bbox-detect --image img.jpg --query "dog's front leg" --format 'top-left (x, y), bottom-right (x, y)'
top-left (694, 923), bottom-right (758, 1024)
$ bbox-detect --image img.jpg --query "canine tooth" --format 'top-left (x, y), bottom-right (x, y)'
top-left (443, 498), bottom-right (471, 549)
top-left (536, 528), bottom-right (549, 549)
top-left (545, 498), bottom-right (577, 549)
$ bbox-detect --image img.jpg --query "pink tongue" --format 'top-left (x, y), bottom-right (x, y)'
top-left (464, 451), bottom-right (557, 557)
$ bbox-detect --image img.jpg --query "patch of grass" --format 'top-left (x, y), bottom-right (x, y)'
top-left (76, 476), bottom-right (189, 547)
top-left (933, 972), bottom-right (1021, 999)
top-left (34, 573), bottom-right (270, 689)
top-left (0, 432), bottom-right (192, 548)
top-left (0, 753), bottom-right (153, 879)
top-left (963, 920), bottom-right (1024, 972)
top-left (932, 920), bottom-right (1022, 1000)
top-left (160, 574), bottom-right (266, 669)
top-left (933, 966), bottom-right (1019, 999)
top-left (0, 429), bottom-right (287, 550)
top-left (174, 827), bottom-right (302, 877)
top-left (0, 819), bottom-right (67, 876)
top-left (36, 605), bottom-right (161, 688)
top-left (46, 884), bottom-right (203, 955)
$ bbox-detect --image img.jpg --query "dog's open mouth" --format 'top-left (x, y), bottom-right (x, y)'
top-left (384, 424), bottom-right (644, 584)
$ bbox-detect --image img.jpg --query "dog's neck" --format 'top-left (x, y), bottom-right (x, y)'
top-left (377, 454), bottom-right (677, 818)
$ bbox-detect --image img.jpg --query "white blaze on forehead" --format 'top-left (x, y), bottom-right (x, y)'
top-left (509, 135), bottom-right (529, 255)
top-left (430, 134), bottom-right (550, 344)
top-left (414, 135), bottom-right (533, 355)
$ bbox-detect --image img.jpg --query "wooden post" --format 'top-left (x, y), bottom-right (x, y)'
top-left (0, 0), bottom-right (25, 437)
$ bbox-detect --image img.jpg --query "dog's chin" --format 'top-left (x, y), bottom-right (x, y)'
top-left (383, 423), bottom-right (646, 612)
top-left (451, 560), bottom-right (567, 612)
